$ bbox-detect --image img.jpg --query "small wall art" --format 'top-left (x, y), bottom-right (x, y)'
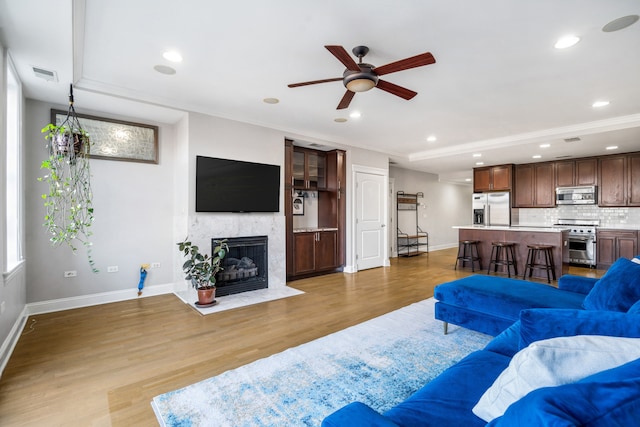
top-left (51, 109), bottom-right (159, 164)
top-left (292, 196), bottom-right (304, 215)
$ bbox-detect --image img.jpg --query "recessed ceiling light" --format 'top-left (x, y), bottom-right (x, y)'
top-left (153, 65), bottom-right (176, 75)
top-left (162, 51), bottom-right (183, 62)
top-left (532, 155), bottom-right (542, 159)
top-left (606, 145), bottom-right (618, 150)
top-left (465, 178), bottom-right (472, 182)
top-left (350, 111), bottom-right (362, 119)
top-left (263, 97), bottom-right (279, 104)
top-left (334, 118), bottom-right (347, 123)
top-left (592, 100), bottom-right (610, 108)
top-left (426, 135), bottom-right (437, 142)
top-left (472, 153), bottom-right (482, 157)
top-left (602, 15), bottom-right (639, 32)
top-left (554, 35), bottom-right (580, 49)
top-left (475, 161), bottom-right (484, 166)
top-left (539, 143), bottom-right (551, 148)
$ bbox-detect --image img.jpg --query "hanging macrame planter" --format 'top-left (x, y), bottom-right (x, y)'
top-left (39, 84), bottom-right (97, 272)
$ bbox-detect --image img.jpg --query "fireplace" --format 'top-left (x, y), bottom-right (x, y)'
top-left (213, 235), bottom-right (268, 296)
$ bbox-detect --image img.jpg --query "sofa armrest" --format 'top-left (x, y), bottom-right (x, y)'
top-left (558, 275), bottom-right (598, 294)
top-left (322, 402), bottom-right (399, 427)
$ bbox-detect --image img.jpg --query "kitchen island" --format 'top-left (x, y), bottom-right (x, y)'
top-left (453, 225), bottom-right (571, 280)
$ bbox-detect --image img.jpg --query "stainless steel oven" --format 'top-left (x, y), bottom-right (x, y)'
top-left (556, 219), bottom-right (599, 268)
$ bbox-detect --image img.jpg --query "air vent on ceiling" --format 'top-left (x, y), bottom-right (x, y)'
top-left (32, 66), bottom-right (58, 82)
top-left (564, 137), bottom-right (581, 143)
top-left (555, 155), bottom-right (573, 159)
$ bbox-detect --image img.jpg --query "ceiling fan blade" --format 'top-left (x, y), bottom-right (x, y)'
top-left (325, 45), bottom-right (360, 71)
top-left (374, 52), bottom-right (436, 76)
top-left (288, 77), bottom-right (343, 88)
top-left (376, 80), bottom-right (417, 100)
top-left (337, 90), bottom-right (355, 110)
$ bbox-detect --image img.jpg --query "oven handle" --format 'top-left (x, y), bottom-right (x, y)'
top-left (570, 236), bottom-right (596, 242)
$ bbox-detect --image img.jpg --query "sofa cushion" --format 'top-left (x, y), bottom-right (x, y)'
top-left (583, 257), bottom-right (640, 312)
top-left (472, 335), bottom-right (640, 422)
top-left (321, 402), bottom-right (399, 427)
top-left (383, 350), bottom-right (510, 427)
top-left (435, 275), bottom-right (585, 321)
top-left (629, 299), bottom-right (640, 314)
top-left (483, 320), bottom-right (521, 358)
top-left (486, 358), bottom-right (640, 426)
top-left (519, 308), bottom-right (640, 349)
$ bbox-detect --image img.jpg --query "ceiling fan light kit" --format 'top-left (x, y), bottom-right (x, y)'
top-left (288, 44), bottom-right (435, 110)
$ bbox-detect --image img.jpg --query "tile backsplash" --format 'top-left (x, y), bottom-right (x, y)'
top-left (514, 206), bottom-right (640, 229)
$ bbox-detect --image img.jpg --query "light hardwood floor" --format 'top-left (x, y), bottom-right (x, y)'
top-left (0, 248), bottom-right (604, 426)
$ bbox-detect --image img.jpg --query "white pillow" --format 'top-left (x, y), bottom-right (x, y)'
top-left (632, 257), bottom-right (640, 265)
top-left (472, 335), bottom-right (640, 422)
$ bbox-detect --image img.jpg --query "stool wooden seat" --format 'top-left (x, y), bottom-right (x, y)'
top-left (487, 242), bottom-right (518, 277)
top-left (455, 240), bottom-right (482, 272)
top-left (523, 244), bottom-right (556, 283)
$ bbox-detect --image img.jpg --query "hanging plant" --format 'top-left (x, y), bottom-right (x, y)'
top-left (37, 85), bottom-right (97, 272)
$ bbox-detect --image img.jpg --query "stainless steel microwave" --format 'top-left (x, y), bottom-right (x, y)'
top-left (556, 186), bottom-right (597, 205)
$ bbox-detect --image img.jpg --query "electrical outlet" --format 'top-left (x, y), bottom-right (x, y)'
top-left (151, 262), bottom-right (161, 269)
top-left (64, 270), bottom-right (77, 278)
top-left (107, 266), bottom-right (119, 273)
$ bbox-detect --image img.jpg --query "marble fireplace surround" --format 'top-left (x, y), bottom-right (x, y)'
top-left (174, 213), bottom-right (304, 315)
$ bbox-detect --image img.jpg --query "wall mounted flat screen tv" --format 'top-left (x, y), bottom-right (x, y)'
top-left (196, 156), bottom-right (281, 213)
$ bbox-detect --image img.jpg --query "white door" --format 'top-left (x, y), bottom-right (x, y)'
top-left (355, 171), bottom-right (386, 270)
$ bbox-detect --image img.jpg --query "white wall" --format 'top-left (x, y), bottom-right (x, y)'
top-left (24, 99), bottom-right (177, 305)
top-left (389, 166), bottom-right (472, 251)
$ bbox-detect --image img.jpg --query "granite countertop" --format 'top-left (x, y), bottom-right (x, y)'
top-left (453, 225), bottom-right (570, 233)
top-left (293, 227), bottom-right (339, 233)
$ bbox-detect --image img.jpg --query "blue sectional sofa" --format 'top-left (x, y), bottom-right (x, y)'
top-left (322, 257), bottom-right (640, 426)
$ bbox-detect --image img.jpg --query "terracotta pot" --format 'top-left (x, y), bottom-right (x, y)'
top-left (197, 287), bottom-right (216, 305)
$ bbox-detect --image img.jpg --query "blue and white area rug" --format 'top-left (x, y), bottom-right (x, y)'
top-left (151, 298), bottom-right (491, 426)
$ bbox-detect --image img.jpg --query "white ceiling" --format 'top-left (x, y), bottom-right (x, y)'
top-left (2, 0), bottom-right (640, 183)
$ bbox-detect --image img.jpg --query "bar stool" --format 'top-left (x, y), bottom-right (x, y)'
top-left (487, 242), bottom-right (518, 277)
top-left (454, 240), bottom-right (482, 272)
top-left (523, 244), bottom-right (556, 283)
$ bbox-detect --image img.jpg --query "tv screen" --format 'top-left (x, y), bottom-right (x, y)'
top-left (196, 156), bottom-right (281, 213)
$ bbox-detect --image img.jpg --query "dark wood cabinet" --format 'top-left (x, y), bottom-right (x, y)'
top-left (555, 158), bottom-right (597, 187)
top-left (473, 164), bottom-right (513, 192)
top-left (285, 142), bottom-right (345, 280)
top-left (599, 155), bottom-right (628, 206)
top-left (514, 162), bottom-right (555, 207)
top-left (292, 147), bottom-right (326, 190)
top-left (292, 230), bottom-right (337, 275)
top-left (596, 229), bottom-right (639, 269)
top-left (629, 153), bottom-right (640, 206)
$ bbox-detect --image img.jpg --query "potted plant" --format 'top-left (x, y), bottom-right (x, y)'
top-left (38, 116), bottom-right (96, 272)
top-left (178, 238), bottom-right (229, 305)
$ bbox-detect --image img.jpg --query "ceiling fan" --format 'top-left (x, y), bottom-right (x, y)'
top-left (288, 45), bottom-right (436, 110)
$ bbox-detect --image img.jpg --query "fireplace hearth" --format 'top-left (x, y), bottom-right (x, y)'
top-left (213, 236), bottom-right (268, 296)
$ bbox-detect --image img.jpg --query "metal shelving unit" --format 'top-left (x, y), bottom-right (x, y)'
top-left (396, 191), bottom-right (429, 257)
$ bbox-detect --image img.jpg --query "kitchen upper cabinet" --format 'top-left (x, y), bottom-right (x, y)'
top-left (473, 164), bottom-right (513, 192)
top-left (293, 148), bottom-right (326, 190)
top-left (596, 229), bottom-right (639, 269)
top-left (555, 158), bottom-right (597, 187)
top-left (514, 162), bottom-right (555, 208)
top-left (629, 153), bottom-right (640, 206)
top-left (598, 154), bottom-right (640, 207)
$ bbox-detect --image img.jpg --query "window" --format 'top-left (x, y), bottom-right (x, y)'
top-left (5, 54), bottom-right (22, 272)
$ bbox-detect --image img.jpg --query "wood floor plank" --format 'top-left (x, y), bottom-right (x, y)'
top-left (0, 248), bottom-right (604, 426)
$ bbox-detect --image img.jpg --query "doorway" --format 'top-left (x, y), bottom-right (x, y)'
top-left (353, 167), bottom-right (388, 270)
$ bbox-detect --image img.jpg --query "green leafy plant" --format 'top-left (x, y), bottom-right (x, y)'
top-left (38, 122), bottom-right (96, 272)
top-left (178, 238), bottom-right (229, 289)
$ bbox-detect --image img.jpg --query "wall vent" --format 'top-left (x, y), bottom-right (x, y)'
top-left (563, 137), bottom-right (581, 143)
top-left (32, 66), bottom-right (58, 82)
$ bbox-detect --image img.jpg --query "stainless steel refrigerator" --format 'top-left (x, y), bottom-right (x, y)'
top-left (472, 192), bottom-right (511, 226)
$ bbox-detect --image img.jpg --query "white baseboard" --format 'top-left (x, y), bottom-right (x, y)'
top-left (26, 282), bottom-right (176, 316)
top-left (0, 306), bottom-right (29, 379)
